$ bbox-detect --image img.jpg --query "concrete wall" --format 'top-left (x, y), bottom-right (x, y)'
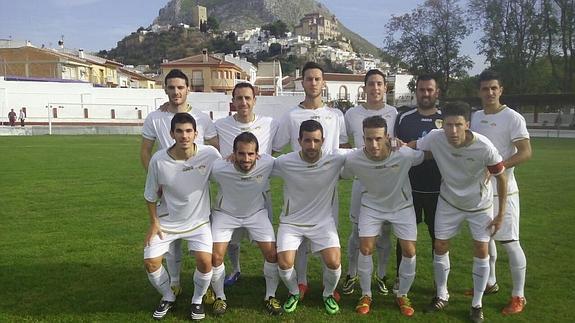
top-left (0, 77), bottom-right (304, 126)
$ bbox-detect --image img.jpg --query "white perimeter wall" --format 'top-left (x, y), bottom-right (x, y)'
top-left (0, 77), bottom-right (303, 124)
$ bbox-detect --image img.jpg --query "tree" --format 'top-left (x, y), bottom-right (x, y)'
top-left (542, 0), bottom-right (575, 92)
top-left (262, 20), bottom-right (289, 38)
top-left (469, 0), bottom-right (545, 93)
top-left (269, 43), bottom-right (282, 56)
top-left (206, 16), bottom-right (220, 32)
top-left (384, 0), bottom-right (472, 96)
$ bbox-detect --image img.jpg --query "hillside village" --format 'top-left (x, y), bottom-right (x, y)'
top-left (0, 4), bottom-right (414, 107)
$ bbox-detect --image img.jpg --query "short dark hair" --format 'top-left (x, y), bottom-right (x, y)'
top-left (170, 112), bottom-right (196, 132)
top-left (302, 61), bottom-right (324, 78)
top-left (442, 101), bottom-right (471, 122)
top-left (233, 131), bottom-right (259, 153)
top-left (416, 74), bottom-right (438, 88)
top-left (364, 69), bottom-right (386, 85)
top-left (299, 119), bottom-right (323, 139)
top-left (232, 82), bottom-right (256, 98)
top-left (362, 116), bottom-right (388, 134)
top-left (165, 69), bottom-right (189, 87)
top-left (478, 69), bottom-right (502, 87)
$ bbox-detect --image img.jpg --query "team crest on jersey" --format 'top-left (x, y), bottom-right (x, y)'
top-left (196, 165), bottom-right (207, 175)
top-left (435, 119), bottom-right (443, 129)
top-left (255, 175), bottom-right (264, 183)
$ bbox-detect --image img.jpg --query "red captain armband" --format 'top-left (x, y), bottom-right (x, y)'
top-left (487, 162), bottom-right (505, 176)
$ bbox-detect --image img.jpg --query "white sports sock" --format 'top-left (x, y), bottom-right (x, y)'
top-left (357, 252), bottom-right (373, 297)
top-left (227, 241), bottom-right (241, 274)
top-left (433, 252), bottom-right (450, 300)
top-left (503, 241), bottom-right (526, 298)
top-left (165, 240), bottom-right (182, 286)
top-left (472, 257), bottom-right (490, 308)
top-left (376, 226), bottom-right (392, 278)
top-left (211, 264), bottom-right (226, 300)
top-left (398, 256), bottom-right (416, 297)
top-left (322, 265), bottom-right (342, 298)
top-left (147, 266), bottom-right (175, 302)
top-left (263, 261), bottom-right (280, 300)
top-left (192, 269), bottom-right (213, 304)
top-left (278, 267), bottom-right (299, 295)
top-left (347, 224), bottom-right (360, 277)
top-left (487, 239), bottom-right (497, 285)
top-left (295, 242), bottom-right (308, 285)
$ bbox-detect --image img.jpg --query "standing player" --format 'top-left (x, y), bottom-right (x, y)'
top-left (342, 69), bottom-right (397, 296)
top-left (140, 69), bottom-right (219, 296)
top-left (342, 116), bottom-right (423, 316)
top-left (143, 113), bottom-right (221, 320)
top-left (272, 61), bottom-right (348, 299)
top-left (416, 102), bottom-right (508, 323)
top-left (470, 70), bottom-right (531, 315)
top-left (214, 82), bottom-right (278, 287)
top-left (273, 120), bottom-right (344, 315)
top-left (208, 132), bottom-right (281, 316)
top-left (394, 74), bottom-right (442, 292)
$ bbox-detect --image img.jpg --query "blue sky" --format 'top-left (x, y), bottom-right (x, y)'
top-left (0, 0), bottom-right (485, 73)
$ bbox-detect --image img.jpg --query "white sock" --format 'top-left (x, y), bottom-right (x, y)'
top-left (398, 256), bottom-right (416, 297)
top-left (347, 224), bottom-right (360, 277)
top-left (487, 239), bottom-right (497, 285)
top-left (376, 227), bottom-right (392, 278)
top-left (472, 257), bottom-right (490, 308)
top-left (211, 264), bottom-right (226, 300)
top-left (227, 240), bottom-right (241, 274)
top-left (357, 252), bottom-right (373, 297)
top-left (503, 241), bottom-right (526, 298)
top-left (295, 242), bottom-right (308, 285)
top-left (165, 240), bottom-right (182, 287)
top-left (433, 252), bottom-right (450, 300)
top-left (263, 261), bottom-right (280, 300)
top-left (147, 266), bottom-right (175, 302)
top-left (278, 267), bottom-right (299, 295)
top-left (192, 269), bottom-right (213, 304)
top-left (322, 265), bottom-right (342, 298)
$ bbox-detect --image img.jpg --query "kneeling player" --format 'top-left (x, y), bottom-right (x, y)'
top-left (143, 113), bottom-right (221, 320)
top-left (342, 116), bottom-right (423, 316)
top-left (209, 132), bottom-right (281, 315)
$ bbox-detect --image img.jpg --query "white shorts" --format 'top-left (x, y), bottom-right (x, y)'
top-left (349, 179), bottom-right (363, 223)
top-left (492, 193), bottom-right (520, 241)
top-left (229, 190), bottom-right (274, 245)
top-left (277, 220), bottom-right (340, 253)
top-left (212, 209), bottom-right (276, 243)
top-left (435, 198), bottom-right (494, 242)
top-left (144, 222), bottom-right (212, 259)
top-left (358, 206), bottom-right (417, 241)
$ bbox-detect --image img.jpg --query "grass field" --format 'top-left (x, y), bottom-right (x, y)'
top-left (0, 135), bottom-right (574, 322)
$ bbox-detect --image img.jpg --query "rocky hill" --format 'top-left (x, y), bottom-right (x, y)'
top-left (153, 0), bottom-right (381, 56)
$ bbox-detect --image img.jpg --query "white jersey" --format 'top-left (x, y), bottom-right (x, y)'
top-left (210, 154), bottom-right (274, 217)
top-left (144, 145), bottom-right (221, 233)
top-left (471, 106), bottom-right (529, 195)
top-left (417, 129), bottom-right (503, 212)
top-left (215, 114), bottom-right (278, 156)
top-left (342, 146), bottom-right (423, 213)
top-left (142, 108), bottom-right (217, 148)
top-left (345, 104), bottom-right (398, 147)
top-left (272, 151), bottom-right (346, 226)
top-left (272, 105), bottom-right (347, 153)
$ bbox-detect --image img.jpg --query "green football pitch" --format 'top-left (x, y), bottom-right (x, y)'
top-left (0, 136), bottom-right (573, 322)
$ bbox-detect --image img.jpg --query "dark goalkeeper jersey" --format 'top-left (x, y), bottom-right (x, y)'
top-left (394, 108), bottom-right (443, 193)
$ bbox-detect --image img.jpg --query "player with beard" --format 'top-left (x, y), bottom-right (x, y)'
top-left (273, 62), bottom-right (347, 301)
top-left (208, 132), bottom-right (281, 316)
top-left (393, 74), bottom-right (443, 292)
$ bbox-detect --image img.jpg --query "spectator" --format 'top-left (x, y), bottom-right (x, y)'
top-left (8, 109), bottom-right (16, 127)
